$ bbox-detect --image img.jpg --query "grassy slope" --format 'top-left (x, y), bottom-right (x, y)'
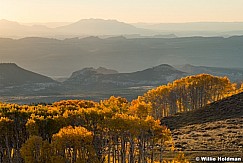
top-left (161, 93), bottom-right (243, 162)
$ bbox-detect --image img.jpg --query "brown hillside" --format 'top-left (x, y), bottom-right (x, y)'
top-left (161, 93), bottom-right (243, 162)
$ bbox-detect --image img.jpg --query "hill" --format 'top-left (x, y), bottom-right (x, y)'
top-left (63, 64), bottom-right (187, 92)
top-left (0, 63), bottom-right (58, 95)
top-left (161, 92), bottom-right (243, 160)
top-left (0, 63), bottom-right (55, 86)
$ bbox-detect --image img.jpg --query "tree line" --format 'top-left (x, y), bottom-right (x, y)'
top-left (0, 97), bottom-right (172, 163)
top-left (143, 74), bottom-right (242, 119)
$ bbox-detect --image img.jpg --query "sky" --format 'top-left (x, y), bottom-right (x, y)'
top-left (1, 0), bottom-right (243, 23)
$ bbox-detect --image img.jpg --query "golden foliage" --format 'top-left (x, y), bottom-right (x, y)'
top-left (143, 74), bottom-right (241, 119)
top-left (3, 74), bottom-right (238, 162)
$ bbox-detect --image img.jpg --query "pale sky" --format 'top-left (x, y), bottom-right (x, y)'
top-left (1, 0), bottom-right (243, 23)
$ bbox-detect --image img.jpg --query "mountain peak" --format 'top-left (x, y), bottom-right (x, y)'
top-left (77, 18), bottom-right (119, 23)
top-left (0, 63), bottom-right (55, 87)
top-left (78, 67), bottom-right (118, 74)
top-left (0, 63), bottom-right (18, 67)
top-left (70, 67), bottom-right (118, 79)
top-left (96, 67), bottom-right (118, 74)
top-left (56, 18), bottom-right (142, 35)
top-left (152, 64), bottom-right (178, 71)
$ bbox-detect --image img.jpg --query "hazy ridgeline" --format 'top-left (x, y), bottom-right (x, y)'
top-left (1, 19), bottom-right (243, 38)
top-left (0, 36), bottom-right (243, 78)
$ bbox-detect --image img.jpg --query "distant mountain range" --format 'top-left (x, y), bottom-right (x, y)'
top-left (1, 36), bottom-right (243, 77)
top-left (1, 63), bottom-right (243, 103)
top-left (0, 19), bottom-right (158, 38)
top-left (1, 19), bottom-right (243, 38)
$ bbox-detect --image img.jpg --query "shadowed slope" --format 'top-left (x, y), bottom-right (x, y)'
top-left (161, 92), bottom-right (243, 130)
top-left (0, 63), bottom-right (56, 87)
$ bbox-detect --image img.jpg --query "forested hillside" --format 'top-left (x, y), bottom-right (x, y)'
top-left (0, 74), bottom-right (242, 163)
top-left (143, 74), bottom-right (242, 119)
